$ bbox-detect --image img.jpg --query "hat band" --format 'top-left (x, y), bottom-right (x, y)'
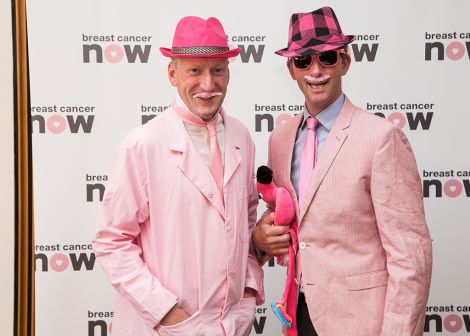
top-left (171, 46), bottom-right (229, 55)
top-left (288, 34), bottom-right (347, 48)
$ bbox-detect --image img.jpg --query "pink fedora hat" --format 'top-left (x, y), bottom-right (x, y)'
top-left (160, 16), bottom-right (240, 58)
top-left (275, 6), bottom-right (355, 57)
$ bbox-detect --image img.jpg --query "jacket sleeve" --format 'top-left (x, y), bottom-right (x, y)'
top-left (244, 138), bottom-right (265, 305)
top-left (254, 131), bottom-right (286, 266)
top-left (92, 135), bottom-right (177, 328)
top-left (370, 126), bottom-right (433, 336)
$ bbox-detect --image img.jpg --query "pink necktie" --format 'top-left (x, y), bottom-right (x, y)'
top-left (299, 117), bottom-right (319, 206)
top-left (173, 103), bottom-right (224, 203)
top-left (206, 118), bottom-right (224, 203)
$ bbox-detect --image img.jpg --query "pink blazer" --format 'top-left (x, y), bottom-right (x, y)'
top-left (268, 97), bottom-right (432, 336)
top-left (93, 106), bottom-right (264, 336)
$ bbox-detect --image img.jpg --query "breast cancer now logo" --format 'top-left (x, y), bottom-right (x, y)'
top-left (253, 306), bottom-right (268, 334)
top-left (35, 243), bottom-right (95, 272)
top-left (88, 311), bottom-right (113, 336)
top-left (425, 305), bottom-right (470, 333)
top-left (366, 102), bottom-right (434, 131)
top-left (82, 34), bottom-right (152, 63)
top-left (350, 34), bottom-right (380, 62)
top-left (253, 103), bottom-right (304, 133)
top-left (227, 34), bottom-right (266, 63)
top-left (140, 104), bottom-right (171, 125)
top-left (86, 174), bottom-right (107, 203)
top-left (423, 169), bottom-right (470, 198)
top-left (425, 31), bottom-right (470, 61)
top-left (31, 105), bottom-right (95, 134)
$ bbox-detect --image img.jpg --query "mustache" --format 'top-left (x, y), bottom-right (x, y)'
top-left (304, 75), bottom-right (330, 85)
top-left (192, 92), bottom-right (223, 99)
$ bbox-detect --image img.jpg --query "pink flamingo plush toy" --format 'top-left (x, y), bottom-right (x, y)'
top-left (256, 165), bottom-right (299, 336)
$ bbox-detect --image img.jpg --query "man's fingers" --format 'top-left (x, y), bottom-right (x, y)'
top-left (267, 224), bottom-right (290, 235)
top-left (160, 307), bottom-right (190, 326)
top-left (267, 232), bottom-right (291, 245)
top-left (274, 247), bottom-right (289, 255)
top-left (259, 212), bottom-right (275, 226)
top-left (253, 212), bottom-right (293, 254)
top-left (271, 237), bottom-right (291, 249)
top-left (257, 232), bottom-right (291, 254)
top-left (263, 245), bottom-right (289, 255)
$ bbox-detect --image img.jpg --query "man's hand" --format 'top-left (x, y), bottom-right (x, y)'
top-left (159, 306), bottom-right (190, 327)
top-left (243, 287), bottom-right (257, 298)
top-left (252, 212), bottom-right (291, 255)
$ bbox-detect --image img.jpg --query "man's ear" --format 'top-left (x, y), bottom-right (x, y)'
top-left (287, 60), bottom-right (297, 80)
top-left (168, 62), bottom-right (177, 87)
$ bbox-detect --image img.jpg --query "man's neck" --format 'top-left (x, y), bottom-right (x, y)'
top-left (306, 91), bottom-right (343, 117)
top-left (175, 93), bottom-right (219, 122)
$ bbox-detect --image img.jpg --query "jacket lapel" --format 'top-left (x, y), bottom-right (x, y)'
top-left (298, 97), bottom-right (356, 226)
top-left (167, 107), bottom-right (225, 218)
top-left (272, 113), bottom-right (304, 218)
top-left (223, 114), bottom-right (242, 188)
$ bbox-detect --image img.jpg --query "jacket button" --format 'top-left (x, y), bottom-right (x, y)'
top-left (299, 242), bottom-right (306, 249)
top-left (209, 192), bottom-right (214, 199)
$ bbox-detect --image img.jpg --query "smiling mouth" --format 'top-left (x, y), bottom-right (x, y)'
top-left (304, 75), bottom-right (330, 88)
top-left (192, 92), bottom-right (223, 100)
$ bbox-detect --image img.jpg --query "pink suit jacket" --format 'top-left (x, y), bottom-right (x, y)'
top-left (93, 105), bottom-right (264, 336)
top-left (267, 97), bottom-right (432, 336)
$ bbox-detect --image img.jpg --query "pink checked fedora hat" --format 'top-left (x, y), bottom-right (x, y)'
top-left (275, 6), bottom-right (355, 57)
top-left (160, 16), bottom-right (240, 58)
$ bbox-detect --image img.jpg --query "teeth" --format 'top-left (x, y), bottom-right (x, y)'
top-left (304, 75), bottom-right (330, 85)
top-left (192, 92), bottom-right (223, 99)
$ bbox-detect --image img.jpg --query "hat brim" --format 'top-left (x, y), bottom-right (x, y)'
top-left (160, 47), bottom-right (240, 58)
top-left (275, 35), bottom-right (355, 57)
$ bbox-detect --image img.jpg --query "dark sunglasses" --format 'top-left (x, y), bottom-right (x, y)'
top-left (291, 49), bottom-right (345, 69)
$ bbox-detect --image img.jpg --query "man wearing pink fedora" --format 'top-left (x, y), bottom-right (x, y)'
top-left (253, 6), bottom-right (432, 336)
top-left (93, 16), bottom-right (264, 336)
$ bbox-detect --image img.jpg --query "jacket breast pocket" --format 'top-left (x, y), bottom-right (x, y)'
top-left (345, 269), bottom-right (388, 291)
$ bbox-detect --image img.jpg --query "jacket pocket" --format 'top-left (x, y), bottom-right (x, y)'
top-left (345, 269), bottom-right (388, 291)
top-left (156, 310), bottom-right (201, 336)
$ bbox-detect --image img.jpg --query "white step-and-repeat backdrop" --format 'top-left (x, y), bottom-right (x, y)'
top-left (28, 0), bottom-right (470, 335)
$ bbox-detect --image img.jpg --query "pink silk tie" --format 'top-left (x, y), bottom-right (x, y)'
top-left (173, 103), bottom-right (224, 203)
top-left (206, 118), bottom-right (224, 203)
top-left (299, 117), bottom-right (319, 206)
top-left (298, 116), bottom-right (318, 292)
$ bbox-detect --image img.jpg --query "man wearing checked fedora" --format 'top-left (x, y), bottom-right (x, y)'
top-left (93, 16), bottom-right (264, 335)
top-left (253, 6), bottom-right (432, 336)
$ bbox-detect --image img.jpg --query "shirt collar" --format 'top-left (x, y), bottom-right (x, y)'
top-left (176, 93), bottom-right (189, 112)
top-left (301, 93), bottom-right (345, 131)
top-left (174, 93), bottom-right (224, 128)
